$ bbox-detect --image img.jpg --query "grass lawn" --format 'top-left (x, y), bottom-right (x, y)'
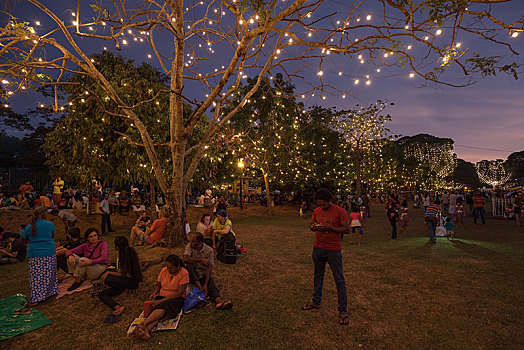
top-left (1, 204), bottom-right (523, 349)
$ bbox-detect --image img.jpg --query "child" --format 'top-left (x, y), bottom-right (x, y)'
top-left (454, 201), bottom-right (466, 231)
top-left (349, 205), bottom-right (364, 246)
top-left (299, 201), bottom-right (308, 220)
top-left (399, 200), bottom-right (409, 235)
top-left (444, 217), bottom-right (455, 240)
top-left (359, 203), bottom-right (367, 224)
top-left (504, 204), bottom-right (514, 220)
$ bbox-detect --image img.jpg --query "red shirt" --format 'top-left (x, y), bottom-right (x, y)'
top-left (311, 204), bottom-right (348, 251)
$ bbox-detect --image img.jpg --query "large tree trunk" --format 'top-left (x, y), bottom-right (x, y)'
top-left (262, 168), bottom-right (272, 215)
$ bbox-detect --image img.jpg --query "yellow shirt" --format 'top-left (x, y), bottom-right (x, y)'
top-left (212, 218), bottom-right (235, 240)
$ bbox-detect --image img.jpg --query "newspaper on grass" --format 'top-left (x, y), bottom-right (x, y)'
top-left (127, 310), bottom-right (182, 335)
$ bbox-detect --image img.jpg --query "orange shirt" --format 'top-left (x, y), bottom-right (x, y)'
top-left (40, 196), bottom-right (52, 208)
top-left (157, 267), bottom-right (189, 297)
top-left (311, 204), bottom-right (348, 251)
top-left (149, 217), bottom-right (168, 243)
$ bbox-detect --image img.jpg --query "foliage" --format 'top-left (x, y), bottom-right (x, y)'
top-left (452, 159), bottom-right (481, 189)
top-left (504, 151), bottom-right (524, 185)
top-left (476, 159), bottom-right (512, 187)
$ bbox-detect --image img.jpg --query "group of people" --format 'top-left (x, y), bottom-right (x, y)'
top-left (1, 203), bottom-right (235, 341)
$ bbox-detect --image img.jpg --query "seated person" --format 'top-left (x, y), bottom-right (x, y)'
top-left (56, 227), bottom-right (85, 273)
top-left (135, 211), bottom-right (152, 232)
top-left (108, 190), bottom-right (119, 214)
top-left (15, 193), bottom-right (30, 209)
top-left (130, 191), bottom-right (146, 214)
top-left (118, 190), bottom-right (130, 214)
top-left (96, 236), bottom-right (143, 323)
top-left (129, 208), bottom-right (167, 246)
top-left (50, 209), bottom-right (78, 235)
top-left (504, 204), bottom-right (514, 219)
top-left (134, 255), bottom-right (188, 340)
top-left (0, 233), bottom-right (26, 264)
top-left (66, 228), bottom-right (108, 291)
top-left (39, 194), bottom-right (53, 208)
top-left (196, 213), bottom-right (213, 247)
top-left (212, 210), bottom-right (236, 249)
top-left (183, 233), bottom-right (233, 310)
top-left (17, 224), bottom-right (26, 236)
top-left (0, 193), bottom-right (13, 208)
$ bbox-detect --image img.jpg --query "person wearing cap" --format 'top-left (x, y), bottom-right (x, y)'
top-left (129, 208), bottom-right (168, 246)
top-left (0, 232), bottom-right (26, 264)
top-left (211, 209), bottom-right (235, 250)
top-left (21, 206), bottom-right (59, 307)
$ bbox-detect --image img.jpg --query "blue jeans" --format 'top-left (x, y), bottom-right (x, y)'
top-left (425, 217), bottom-right (437, 242)
top-left (312, 248), bottom-right (348, 313)
top-left (473, 207), bottom-right (486, 224)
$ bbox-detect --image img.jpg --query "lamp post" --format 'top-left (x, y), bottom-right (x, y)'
top-left (238, 159), bottom-right (244, 209)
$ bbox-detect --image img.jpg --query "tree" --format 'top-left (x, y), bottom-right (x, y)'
top-left (334, 101), bottom-right (393, 195)
top-left (397, 134), bottom-right (457, 189)
top-left (504, 151), bottom-right (524, 185)
top-left (1, 1), bottom-right (521, 246)
top-left (453, 159), bottom-right (481, 189)
top-left (229, 74), bottom-right (301, 213)
top-left (476, 159), bottom-right (511, 188)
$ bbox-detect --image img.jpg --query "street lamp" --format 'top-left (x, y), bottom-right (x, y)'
top-left (238, 159), bottom-right (244, 209)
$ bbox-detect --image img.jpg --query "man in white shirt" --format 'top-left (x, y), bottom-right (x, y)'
top-left (100, 193), bottom-right (114, 235)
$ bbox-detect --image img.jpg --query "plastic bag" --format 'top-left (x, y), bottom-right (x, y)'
top-left (182, 287), bottom-right (206, 313)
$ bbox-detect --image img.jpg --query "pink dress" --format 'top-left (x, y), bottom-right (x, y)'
top-left (399, 208), bottom-right (409, 227)
top-left (454, 205), bottom-right (466, 224)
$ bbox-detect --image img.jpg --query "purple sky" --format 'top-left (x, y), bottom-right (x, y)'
top-left (4, 1), bottom-right (524, 164)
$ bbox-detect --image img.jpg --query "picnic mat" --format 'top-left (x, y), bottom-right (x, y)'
top-left (0, 294), bottom-right (52, 341)
top-left (127, 310), bottom-right (182, 335)
top-left (56, 275), bottom-right (92, 299)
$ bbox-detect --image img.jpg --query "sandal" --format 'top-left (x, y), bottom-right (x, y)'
top-left (339, 314), bottom-right (350, 326)
top-left (103, 313), bottom-right (122, 323)
top-left (301, 303), bottom-right (321, 311)
top-left (216, 301), bottom-right (233, 310)
top-left (14, 307), bottom-right (34, 315)
top-left (24, 302), bottom-right (38, 308)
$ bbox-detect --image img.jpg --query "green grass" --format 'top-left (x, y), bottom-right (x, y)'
top-left (1, 205), bottom-right (523, 349)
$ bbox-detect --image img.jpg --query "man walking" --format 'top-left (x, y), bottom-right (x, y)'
top-left (302, 188), bottom-right (350, 326)
top-left (424, 199), bottom-right (441, 243)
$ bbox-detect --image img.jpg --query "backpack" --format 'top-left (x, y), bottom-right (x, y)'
top-left (217, 238), bottom-right (237, 264)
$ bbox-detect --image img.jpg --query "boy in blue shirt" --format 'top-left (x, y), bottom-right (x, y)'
top-left (444, 217), bottom-right (455, 240)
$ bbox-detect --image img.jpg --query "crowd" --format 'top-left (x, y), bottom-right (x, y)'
top-left (0, 185), bottom-right (239, 341)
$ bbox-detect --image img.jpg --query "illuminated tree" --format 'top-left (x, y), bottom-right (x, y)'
top-left (476, 159), bottom-right (511, 188)
top-left (398, 134), bottom-right (457, 189)
top-left (1, 1), bottom-right (521, 246)
top-left (334, 101), bottom-right (393, 195)
top-left (504, 151), bottom-right (524, 185)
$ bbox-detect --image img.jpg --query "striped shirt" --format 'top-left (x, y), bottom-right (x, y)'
top-left (424, 204), bottom-right (441, 218)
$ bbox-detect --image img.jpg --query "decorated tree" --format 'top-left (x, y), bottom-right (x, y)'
top-left (504, 151), bottom-right (524, 185)
top-left (397, 134), bottom-right (457, 189)
top-left (229, 74), bottom-right (302, 213)
top-left (1, 1), bottom-right (521, 246)
top-left (476, 159), bottom-right (511, 188)
top-left (334, 101), bottom-right (393, 195)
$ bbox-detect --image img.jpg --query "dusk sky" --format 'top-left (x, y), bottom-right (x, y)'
top-left (3, 1), bottom-right (524, 164)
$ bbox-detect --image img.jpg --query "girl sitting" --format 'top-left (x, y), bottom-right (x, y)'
top-left (134, 254), bottom-right (189, 340)
top-left (97, 236), bottom-right (143, 323)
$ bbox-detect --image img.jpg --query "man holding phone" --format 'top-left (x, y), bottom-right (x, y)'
top-left (302, 188), bottom-right (350, 326)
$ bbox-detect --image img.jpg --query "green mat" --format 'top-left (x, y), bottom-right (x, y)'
top-left (0, 294), bottom-right (52, 341)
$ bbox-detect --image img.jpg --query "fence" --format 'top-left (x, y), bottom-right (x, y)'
top-left (0, 167), bottom-right (52, 194)
top-left (491, 197), bottom-right (512, 217)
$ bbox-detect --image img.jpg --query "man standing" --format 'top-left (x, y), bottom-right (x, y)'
top-left (441, 191), bottom-right (449, 214)
top-left (183, 232), bottom-right (233, 310)
top-left (302, 188), bottom-right (350, 326)
top-left (472, 191), bottom-right (486, 224)
top-left (424, 199), bottom-right (441, 243)
top-left (100, 193), bottom-right (114, 235)
top-left (52, 177), bottom-right (65, 206)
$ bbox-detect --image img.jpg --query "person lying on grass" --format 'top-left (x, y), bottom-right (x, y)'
top-left (183, 232), bottom-right (233, 310)
top-left (96, 236), bottom-right (143, 323)
top-left (134, 254), bottom-right (189, 340)
top-left (66, 228), bottom-right (108, 291)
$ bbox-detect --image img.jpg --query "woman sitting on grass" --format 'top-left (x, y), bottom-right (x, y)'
top-left (96, 236), bottom-right (143, 323)
top-left (66, 228), bottom-right (108, 291)
top-left (134, 254), bottom-right (189, 340)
